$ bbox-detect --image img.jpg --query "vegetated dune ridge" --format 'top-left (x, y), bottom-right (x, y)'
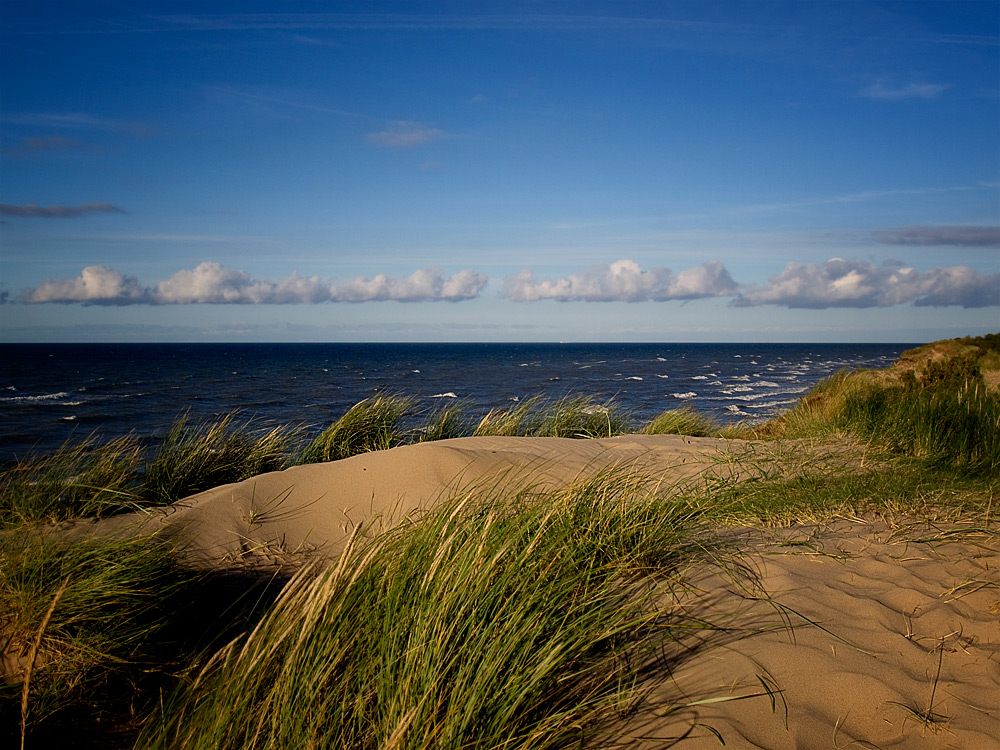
top-left (89, 431), bottom-right (999, 749)
top-left (97, 434), bottom-right (752, 569)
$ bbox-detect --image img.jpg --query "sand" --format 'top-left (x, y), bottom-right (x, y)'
top-left (100, 434), bottom-right (746, 568)
top-left (624, 520), bottom-right (1000, 749)
top-left (85, 434), bottom-right (999, 749)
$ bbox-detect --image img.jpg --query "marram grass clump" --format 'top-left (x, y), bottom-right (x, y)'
top-left (0, 531), bottom-right (195, 744)
top-left (297, 395), bottom-right (415, 464)
top-left (138, 472), bottom-right (735, 750)
top-left (760, 349), bottom-right (1000, 474)
top-left (472, 394), bottom-right (632, 438)
top-left (142, 412), bottom-right (300, 505)
top-left (640, 404), bottom-right (721, 437)
top-left (0, 414), bottom-right (304, 527)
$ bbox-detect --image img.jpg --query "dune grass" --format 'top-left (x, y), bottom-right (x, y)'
top-left (1, 392), bottom-right (736, 529)
top-left (137, 472), bottom-right (737, 750)
top-left (758, 349), bottom-right (1000, 476)
top-left (0, 415), bottom-right (303, 527)
top-left (0, 530), bottom-right (196, 746)
top-left (472, 394), bottom-right (632, 439)
top-left (0, 435), bottom-right (143, 528)
top-left (297, 395), bottom-right (415, 464)
top-left (142, 413), bottom-right (300, 505)
top-left (416, 399), bottom-right (473, 442)
top-left (640, 404), bottom-right (721, 437)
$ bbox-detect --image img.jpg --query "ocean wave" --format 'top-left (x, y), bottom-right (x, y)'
top-left (724, 405), bottom-right (752, 416)
top-left (721, 385), bottom-right (754, 394)
top-left (754, 380), bottom-right (781, 387)
top-left (655, 374), bottom-right (669, 379)
top-left (671, 392), bottom-right (697, 399)
top-left (731, 375), bottom-right (751, 381)
top-left (744, 398), bottom-right (799, 409)
top-left (430, 392), bottom-right (457, 398)
top-left (1, 391), bottom-right (72, 404)
top-left (723, 392), bottom-right (784, 402)
top-left (625, 376), bottom-right (643, 381)
top-left (690, 375), bottom-right (709, 380)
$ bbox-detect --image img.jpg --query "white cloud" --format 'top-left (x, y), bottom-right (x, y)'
top-left (502, 260), bottom-right (737, 302)
top-left (858, 81), bottom-right (951, 100)
top-left (153, 262), bottom-right (276, 303)
top-left (332, 267), bottom-right (486, 302)
top-left (18, 265), bottom-right (147, 304)
top-left (734, 259), bottom-right (1000, 309)
top-left (365, 120), bottom-right (446, 148)
top-left (17, 263), bottom-right (486, 305)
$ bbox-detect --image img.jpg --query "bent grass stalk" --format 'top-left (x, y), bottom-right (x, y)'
top-left (20, 577), bottom-right (69, 750)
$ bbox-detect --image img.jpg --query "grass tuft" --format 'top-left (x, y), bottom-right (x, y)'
top-left (415, 399), bottom-right (473, 443)
top-left (0, 530), bottom-right (195, 740)
top-left (142, 413), bottom-right (300, 504)
top-left (474, 394), bottom-right (631, 439)
top-left (0, 435), bottom-right (143, 528)
top-left (297, 395), bottom-right (415, 464)
top-left (138, 471), bottom-right (733, 750)
top-left (641, 405), bottom-right (721, 438)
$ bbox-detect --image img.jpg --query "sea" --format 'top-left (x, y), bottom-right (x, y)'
top-left (0, 342), bottom-right (914, 463)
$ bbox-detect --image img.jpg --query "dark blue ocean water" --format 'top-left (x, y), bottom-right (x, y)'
top-left (0, 342), bottom-right (914, 462)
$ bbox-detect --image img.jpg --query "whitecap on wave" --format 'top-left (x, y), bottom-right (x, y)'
top-left (744, 398), bottom-right (799, 409)
top-left (430, 392), bottom-right (458, 399)
top-left (671, 392), bottom-right (697, 399)
top-left (1, 391), bottom-right (72, 403)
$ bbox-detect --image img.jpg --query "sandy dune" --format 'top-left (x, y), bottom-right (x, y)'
top-left (90, 434), bottom-right (998, 749)
top-left (111, 434), bottom-right (742, 568)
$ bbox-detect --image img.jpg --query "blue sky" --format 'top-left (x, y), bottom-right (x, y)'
top-left (1, 0), bottom-right (998, 342)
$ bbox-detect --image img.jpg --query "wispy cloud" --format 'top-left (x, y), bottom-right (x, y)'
top-left (0, 111), bottom-right (153, 137)
top-left (1, 135), bottom-right (97, 158)
top-left (366, 121), bottom-right (446, 148)
top-left (858, 81), bottom-right (951, 100)
top-left (734, 258), bottom-right (999, 309)
top-left (17, 263), bottom-right (487, 305)
top-left (873, 225), bottom-right (1000, 247)
top-left (502, 260), bottom-right (737, 302)
top-left (149, 13), bottom-right (729, 34)
top-left (0, 203), bottom-right (126, 218)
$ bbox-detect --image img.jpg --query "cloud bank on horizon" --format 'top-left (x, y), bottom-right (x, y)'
top-left (15, 256), bottom-right (999, 310)
top-left (16, 263), bottom-right (487, 305)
